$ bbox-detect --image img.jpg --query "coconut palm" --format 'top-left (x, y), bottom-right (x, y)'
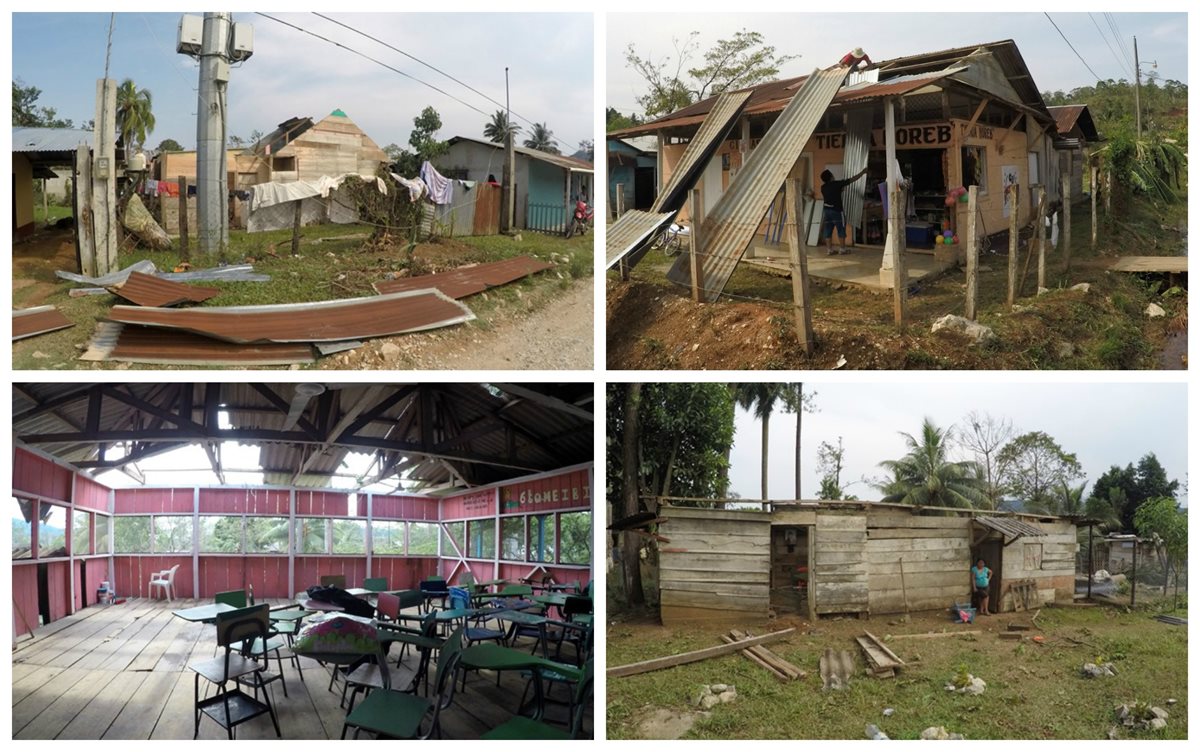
top-left (523, 122), bottom-right (559, 154)
top-left (734, 383), bottom-right (786, 510)
top-left (781, 384), bottom-right (814, 500)
top-left (876, 418), bottom-right (989, 508)
top-left (1056, 480), bottom-right (1088, 517)
top-left (115, 78), bottom-right (155, 152)
top-left (483, 110), bottom-right (520, 144)
top-left (1085, 487), bottom-right (1125, 532)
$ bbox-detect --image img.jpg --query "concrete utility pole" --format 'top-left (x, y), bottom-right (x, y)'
top-left (1133, 36), bottom-right (1141, 139)
top-left (90, 78), bottom-right (118, 276)
top-left (502, 67), bottom-right (516, 233)
top-left (197, 12), bottom-right (232, 256)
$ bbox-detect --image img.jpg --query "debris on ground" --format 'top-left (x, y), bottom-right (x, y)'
top-left (1145, 303), bottom-right (1166, 318)
top-left (920, 726), bottom-right (965, 740)
top-left (1081, 662), bottom-right (1117, 678)
top-left (719, 629), bottom-right (806, 681)
top-left (945, 672), bottom-right (986, 695)
top-left (1114, 702), bottom-right (1168, 731)
top-left (865, 723), bottom-right (890, 740)
top-left (608, 628), bottom-right (795, 678)
top-left (883, 708), bottom-right (895, 717)
top-left (1152, 614), bottom-right (1186, 626)
top-left (857, 631), bottom-right (906, 678)
top-left (1070, 282), bottom-right (1091, 292)
top-left (693, 684), bottom-right (738, 709)
top-left (122, 194), bottom-right (172, 250)
top-left (930, 314), bottom-right (996, 344)
top-left (819, 648), bottom-right (855, 691)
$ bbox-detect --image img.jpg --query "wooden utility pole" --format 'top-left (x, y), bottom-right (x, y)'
top-left (1007, 183), bottom-right (1019, 310)
top-left (1062, 164), bottom-right (1072, 275)
top-left (291, 200), bottom-right (303, 254)
top-left (784, 178), bottom-right (814, 355)
top-left (502, 67), bottom-right (516, 234)
top-left (1090, 161), bottom-right (1098, 250)
top-left (890, 184), bottom-right (907, 327)
top-left (75, 143), bottom-right (96, 276)
top-left (178, 175), bottom-right (189, 258)
top-left (688, 188), bottom-right (703, 302)
top-left (965, 185), bottom-right (979, 320)
top-left (1035, 184), bottom-right (1048, 290)
top-left (615, 183), bottom-right (625, 218)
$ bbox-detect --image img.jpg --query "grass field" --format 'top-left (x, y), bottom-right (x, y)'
top-left (607, 602), bottom-right (1187, 740)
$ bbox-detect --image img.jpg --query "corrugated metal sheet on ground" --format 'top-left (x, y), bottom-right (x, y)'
top-left (109, 271), bottom-right (219, 307)
top-left (373, 256), bottom-right (553, 298)
top-left (667, 67), bottom-right (849, 301)
top-left (104, 289), bottom-right (474, 343)
top-left (653, 91), bottom-right (753, 214)
top-left (604, 210), bottom-right (675, 269)
top-left (972, 515), bottom-right (1047, 539)
top-left (56, 261), bottom-right (268, 286)
top-left (80, 322), bottom-right (315, 366)
top-left (13, 306), bottom-right (74, 340)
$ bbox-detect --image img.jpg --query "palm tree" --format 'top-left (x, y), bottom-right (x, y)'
top-left (781, 384), bottom-right (814, 500)
top-left (1085, 487), bottom-right (1125, 532)
top-left (1056, 480), bottom-right (1088, 517)
top-left (876, 418), bottom-right (989, 508)
top-left (523, 122), bottom-right (559, 154)
top-left (734, 383), bottom-right (786, 510)
top-left (115, 78), bottom-right (155, 153)
top-left (483, 110), bottom-right (520, 144)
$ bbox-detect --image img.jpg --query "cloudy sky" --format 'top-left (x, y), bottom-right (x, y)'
top-left (727, 381), bottom-right (1188, 506)
top-left (13, 12), bottom-right (593, 155)
top-left (607, 11), bottom-right (1187, 116)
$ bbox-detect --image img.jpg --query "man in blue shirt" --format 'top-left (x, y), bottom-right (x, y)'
top-left (818, 167), bottom-right (868, 255)
top-left (971, 558), bottom-right (992, 616)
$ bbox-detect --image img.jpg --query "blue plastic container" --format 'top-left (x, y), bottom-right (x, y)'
top-left (951, 603), bottom-right (976, 623)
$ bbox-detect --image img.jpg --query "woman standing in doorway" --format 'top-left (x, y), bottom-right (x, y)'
top-left (971, 558), bottom-right (993, 616)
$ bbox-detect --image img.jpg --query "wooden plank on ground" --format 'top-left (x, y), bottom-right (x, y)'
top-left (720, 634), bottom-right (788, 681)
top-left (608, 628), bottom-right (795, 678)
top-left (1108, 256), bottom-right (1187, 273)
top-left (887, 630), bottom-right (980, 639)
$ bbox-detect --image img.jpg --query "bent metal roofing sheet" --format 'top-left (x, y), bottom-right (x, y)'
top-left (372, 256), bottom-right (553, 298)
top-left (109, 272), bottom-right (219, 307)
top-left (81, 322), bottom-right (316, 366)
top-left (667, 67), bottom-right (849, 301)
top-left (12, 306), bottom-right (74, 340)
top-left (604, 210), bottom-right (675, 270)
top-left (103, 289), bottom-right (474, 344)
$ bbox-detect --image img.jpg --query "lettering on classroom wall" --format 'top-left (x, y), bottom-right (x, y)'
top-left (459, 491), bottom-right (492, 513)
top-left (502, 482), bottom-right (590, 511)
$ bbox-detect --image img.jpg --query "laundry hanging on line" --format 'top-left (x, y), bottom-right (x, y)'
top-left (419, 161), bottom-right (453, 205)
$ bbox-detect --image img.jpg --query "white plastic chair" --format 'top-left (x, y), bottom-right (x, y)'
top-left (149, 564), bottom-right (180, 602)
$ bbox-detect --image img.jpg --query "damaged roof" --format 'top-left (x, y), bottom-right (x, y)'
top-left (1048, 104), bottom-right (1101, 141)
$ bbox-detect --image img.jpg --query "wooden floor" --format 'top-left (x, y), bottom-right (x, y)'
top-left (12, 598), bottom-right (592, 740)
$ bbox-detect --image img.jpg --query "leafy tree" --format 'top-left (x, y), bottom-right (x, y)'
top-left (483, 109), bottom-right (520, 143)
top-left (956, 411), bottom-right (1015, 509)
top-left (115, 78), bottom-right (155, 152)
top-left (606, 107), bottom-right (643, 133)
top-left (734, 383), bottom-right (786, 508)
top-left (393, 106), bottom-right (449, 175)
top-left (816, 437), bottom-right (856, 500)
top-left (625, 29), bottom-right (796, 118)
top-left (1133, 496), bottom-right (1187, 599)
top-left (13, 79), bottom-right (75, 128)
top-left (559, 511), bottom-right (591, 565)
top-left (523, 122), bottom-right (559, 154)
top-left (382, 143), bottom-right (405, 161)
top-left (1085, 486), bottom-right (1126, 532)
top-left (228, 134), bottom-right (245, 148)
top-left (876, 418), bottom-right (988, 508)
top-left (997, 431), bottom-right (1083, 513)
top-left (576, 139), bottom-right (595, 162)
top-left (114, 516), bottom-right (151, 553)
top-left (156, 138), bottom-right (183, 153)
top-left (780, 383), bottom-right (816, 499)
top-left (248, 128), bottom-right (263, 145)
top-left (1088, 453), bottom-right (1179, 532)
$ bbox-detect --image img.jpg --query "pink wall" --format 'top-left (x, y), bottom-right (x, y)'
top-left (12, 566), bottom-right (39, 637)
top-left (114, 488), bottom-right (194, 514)
top-left (75, 559), bottom-right (111, 610)
top-left (46, 561), bottom-right (71, 622)
top-left (440, 489), bottom-right (496, 520)
top-left (294, 556), bottom-right (368, 591)
top-left (368, 495), bottom-right (440, 520)
top-left (372, 556), bottom-right (439, 589)
top-left (296, 491), bottom-right (350, 516)
top-left (74, 476), bottom-right (110, 512)
top-left (198, 488), bottom-right (290, 515)
top-left (112, 555), bottom-right (194, 599)
top-left (501, 468), bottom-right (591, 514)
top-left (199, 556), bottom-right (290, 599)
top-left (497, 562), bottom-right (590, 588)
top-left (12, 448), bottom-right (72, 501)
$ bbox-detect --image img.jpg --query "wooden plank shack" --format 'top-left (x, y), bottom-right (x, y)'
top-left (659, 505), bottom-right (771, 624)
top-left (998, 517), bottom-right (1077, 611)
top-left (866, 512), bottom-right (971, 613)
top-left (813, 513), bottom-right (868, 615)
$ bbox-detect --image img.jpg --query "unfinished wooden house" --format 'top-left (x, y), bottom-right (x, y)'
top-left (657, 501), bottom-right (1076, 625)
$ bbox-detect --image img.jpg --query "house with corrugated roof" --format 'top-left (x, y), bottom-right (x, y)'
top-left (11, 126), bottom-right (93, 238)
top-left (1048, 104), bottom-right (1101, 202)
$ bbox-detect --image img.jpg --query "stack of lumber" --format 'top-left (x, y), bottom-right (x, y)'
top-left (856, 631), bottom-right (906, 678)
top-left (719, 628), bottom-right (805, 681)
top-left (1010, 579), bottom-right (1037, 611)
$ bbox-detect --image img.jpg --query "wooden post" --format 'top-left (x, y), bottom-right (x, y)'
top-left (1062, 163), bottom-right (1072, 275)
top-left (890, 184), bottom-right (906, 327)
top-left (784, 178), bottom-right (814, 355)
top-left (42, 178), bottom-right (48, 224)
top-left (619, 258), bottom-right (630, 281)
top-left (1035, 184), bottom-right (1047, 291)
top-left (615, 182), bottom-right (625, 218)
top-left (1090, 161), bottom-right (1098, 250)
top-left (75, 143), bottom-right (96, 277)
top-left (1104, 169), bottom-right (1111, 214)
top-left (1007, 183), bottom-right (1019, 310)
top-left (689, 188), bottom-right (703, 303)
top-left (291, 200), bottom-right (302, 254)
top-left (178, 175), bottom-right (189, 258)
top-left (965, 185), bottom-right (978, 320)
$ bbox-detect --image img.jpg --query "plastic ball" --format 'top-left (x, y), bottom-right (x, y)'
top-left (935, 235), bottom-right (944, 244)
top-left (943, 229), bottom-right (953, 238)
top-left (959, 193), bottom-right (970, 202)
top-left (944, 196), bottom-right (956, 207)
top-left (952, 235), bottom-right (960, 244)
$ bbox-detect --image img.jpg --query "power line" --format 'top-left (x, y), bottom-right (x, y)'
top-left (1044, 13), bottom-right (1103, 82)
top-left (1105, 13), bottom-right (1136, 73)
top-left (1088, 12), bottom-right (1134, 79)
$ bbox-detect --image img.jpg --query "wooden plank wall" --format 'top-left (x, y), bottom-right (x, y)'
top-left (12, 448), bottom-right (72, 501)
top-left (865, 512), bottom-right (971, 614)
top-left (13, 565), bottom-right (40, 637)
top-left (113, 488), bottom-right (193, 514)
top-left (658, 506), bottom-right (771, 624)
top-left (1000, 519), bottom-right (1077, 609)
top-left (373, 556), bottom-right (440, 590)
top-left (198, 556), bottom-right (289, 599)
top-left (814, 514), bottom-right (869, 615)
top-left (197, 488), bottom-right (290, 515)
top-left (74, 558), bottom-right (110, 610)
top-left (293, 556), bottom-right (368, 593)
top-left (73, 476), bottom-right (110, 512)
top-left (111, 556), bottom-right (194, 599)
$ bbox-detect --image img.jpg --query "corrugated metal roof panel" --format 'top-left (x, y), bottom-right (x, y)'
top-left (446, 136), bottom-right (593, 172)
top-left (973, 515), bottom-right (1047, 539)
top-left (13, 126), bottom-right (93, 153)
top-left (604, 210), bottom-right (675, 269)
top-left (834, 67), bottom-right (966, 103)
top-left (652, 90), bottom-right (752, 214)
top-left (109, 272), bottom-right (219, 307)
top-left (80, 322), bottom-right (316, 366)
top-left (667, 67), bottom-right (849, 300)
top-left (373, 256), bottom-right (553, 297)
top-left (13, 306), bottom-right (74, 340)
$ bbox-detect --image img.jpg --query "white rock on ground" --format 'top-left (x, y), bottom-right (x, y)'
top-left (865, 724), bottom-right (890, 740)
top-left (920, 726), bottom-right (964, 740)
top-left (1071, 283), bottom-right (1091, 292)
top-left (931, 315), bottom-right (996, 345)
top-left (1146, 303), bottom-right (1167, 318)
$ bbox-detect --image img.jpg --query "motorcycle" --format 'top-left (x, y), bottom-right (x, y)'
top-left (568, 199), bottom-right (594, 238)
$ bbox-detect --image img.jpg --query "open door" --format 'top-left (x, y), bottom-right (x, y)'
top-left (770, 525), bottom-right (811, 617)
top-left (970, 538), bottom-right (1003, 613)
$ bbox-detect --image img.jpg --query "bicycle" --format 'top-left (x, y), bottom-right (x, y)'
top-left (652, 223), bottom-right (689, 257)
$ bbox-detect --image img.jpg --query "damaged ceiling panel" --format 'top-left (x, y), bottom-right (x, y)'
top-left (81, 321), bottom-right (316, 366)
top-left (13, 306), bottom-right (74, 340)
top-left (108, 271), bottom-right (219, 307)
top-left (104, 289), bottom-right (474, 343)
top-left (372, 256), bottom-right (553, 298)
top-left (667, 67), bottom-right (849, 301)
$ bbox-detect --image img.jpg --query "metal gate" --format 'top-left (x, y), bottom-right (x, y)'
top-left (525, 200), bottom-right (567, 235)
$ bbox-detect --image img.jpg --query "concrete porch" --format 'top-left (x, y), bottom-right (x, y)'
top-left (744, 241), bottom-right (958, 291)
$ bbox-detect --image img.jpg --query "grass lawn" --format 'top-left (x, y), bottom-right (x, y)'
top-left (607, 602), bottom-right (1187, 739)
top-left (11, 222), bottom-right (591, 369)
top-left (33, 204), bottom-right (72, 225)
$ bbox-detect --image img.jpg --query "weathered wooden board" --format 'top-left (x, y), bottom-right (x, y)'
top-left (660, 568), bottom-right (773, 583)
top-left (865, 538), bottom-right (971, 553)
top-left (660, 552), bottom-right (771, 572)
top-left (814, 514), bottom-right (868, 614)
top-left (771, 509), bottom-right (818, 526)
top-left (867, 527), bottom-right (965, 539)
top-left (871, 569), bottom-right (966, 590)
top-left (661, 533), bottom-right (770, 554)
top-left (660, 508), bottom-right (771, 625)
top-left (608, 628), bottom-right (795, 678)
top-left (867, 514), bottom-right (971, 530)
top-left (817, 514), bottom-right (868, 531)
top-left (660, 590), bottom-right (765, 614)
top-left (660, 581), bottom-right (771, 597)
top-left (866, 549), bottom-right (970, 567)
top-left (662, 505), bottom-right (770, 523)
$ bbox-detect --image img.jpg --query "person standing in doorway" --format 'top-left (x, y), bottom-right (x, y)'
top-left (818, 167), bottom-right (868, 255)
top-left (971, 558), bottom-right (993, 616)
